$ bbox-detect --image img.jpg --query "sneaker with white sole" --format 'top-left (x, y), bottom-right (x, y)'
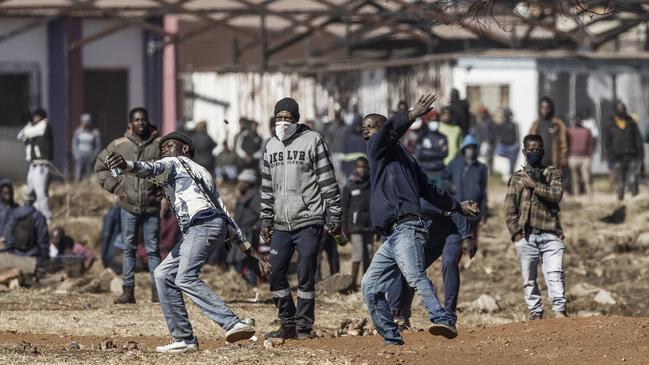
top-left (155, 338), bottom-right (199, 353)
top-left (225, 322), bottom-right (256, 343)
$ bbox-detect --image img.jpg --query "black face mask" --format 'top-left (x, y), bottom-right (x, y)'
top-left (526, 151), bottom-right (544, 166)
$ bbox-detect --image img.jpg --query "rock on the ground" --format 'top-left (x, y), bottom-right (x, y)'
top-left (79, 268), bottom-right (117, 293)
top-left (316, 273), bottom-right (355, 295)
top-left (474, 294), bottom-right (500, 313)
top-left (0, 269), bottom-right (22, 285)
top-left (122, 341), bottom-right (138, 350)
top-left (110, 277), bottom-right (123, 294)
top-left (263, 339), bottom-right (274, 350)
top-left (594, 290), bottom-right (616, 305)
top-left (636, 232), bottom-right (649, 248)
top-left (263, 338), bottom-right (284, 350)
top-left (339, 318), bottom-right (368, 336)
top-left (568, 283), bottom-right (600, 297)
top-left (0, 253), bottom-right (36, 272)
top-left (56, 277), bottom-right (89, 293)
top-left (68, 341), bottom-right (80, 350)
top-left (99, 339), bottom-right (116, 351)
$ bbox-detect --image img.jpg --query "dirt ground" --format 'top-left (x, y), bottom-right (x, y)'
top-left (2, 178), bottom-right (649, 364)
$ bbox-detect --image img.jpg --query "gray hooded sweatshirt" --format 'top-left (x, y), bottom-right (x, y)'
top-left (261, 124), bottom-right (342, 231)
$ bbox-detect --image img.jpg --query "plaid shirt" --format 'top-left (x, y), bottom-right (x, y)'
top-left (505, 165), bottom-right (563, 240)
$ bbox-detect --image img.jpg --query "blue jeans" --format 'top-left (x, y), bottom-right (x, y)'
top-left (74, 155), bottom-right (95, 182)
top-left (387, 228), bottom-right (462, 325)
top-left (514, 232), bottom-right (566, 315)
top-left (154, 217), bottom-right (241, 340)
top-left (361, 220), bottom-right (451, 345)
top-left (120, 209), bottom-right (161, 286)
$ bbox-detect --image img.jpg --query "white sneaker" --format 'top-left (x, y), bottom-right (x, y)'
top-left (155, 339), bottom-right (198, 353)
top-left (225, 322), bottom-right (256, 344)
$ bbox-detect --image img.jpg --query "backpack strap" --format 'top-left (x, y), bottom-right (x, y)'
top-left (177, 157), bottom-right (219, 211)
top-left (176, 157), bottom-right (246, 250)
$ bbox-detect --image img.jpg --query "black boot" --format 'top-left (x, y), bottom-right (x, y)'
top-left (265, 325), bottom-right (297, 340)
top-left (114, 285), bottom-right (136, 304)
top-left (151, 284), bottom-right (159, 303)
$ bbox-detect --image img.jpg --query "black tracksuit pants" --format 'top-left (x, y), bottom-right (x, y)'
top-left (269, 225), bottom-right (323, 333)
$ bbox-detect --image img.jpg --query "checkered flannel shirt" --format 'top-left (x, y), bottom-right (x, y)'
top-left (505, 165), bottom-right (564, 240)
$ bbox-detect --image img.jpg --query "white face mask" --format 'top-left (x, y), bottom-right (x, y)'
top-left (428, 121), bottom-right (440, 132)
top-left (275, 121), bottom-right (298, 141)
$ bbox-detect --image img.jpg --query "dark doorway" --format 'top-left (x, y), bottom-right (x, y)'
top-left (0, 73), bottom-right (31, 127)
top-left (83, 70), bottom-right (128, 148)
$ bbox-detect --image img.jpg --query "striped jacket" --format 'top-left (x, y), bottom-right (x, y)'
top-left (505, 165), bottom-right (563, 241)
top-left (125, 156), bottom-right (250, 251)
top-left (261, 124), bottom-right (342, 231)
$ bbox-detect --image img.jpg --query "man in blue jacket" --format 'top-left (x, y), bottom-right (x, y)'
top-left (443, 135), bottom-right (489, 242)
top-left (360, 92), bottom-right (479, 345)
top-left (387, 200), bottom-right (476, 331)
top-left (3, 190), bottom-right (49, 265)
top-left (0, 180), bottom-right (18, 245)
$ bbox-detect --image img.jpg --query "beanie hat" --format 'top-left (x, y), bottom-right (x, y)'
top-left (274, 97), bottom-right (300, 121)
top-left (160, 131), bottom-right (195, 157)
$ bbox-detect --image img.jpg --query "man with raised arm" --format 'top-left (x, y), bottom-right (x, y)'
top-left (360, 92), bottom-right (479, 346)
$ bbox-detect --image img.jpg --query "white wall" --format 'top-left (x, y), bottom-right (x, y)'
top-left (190, 72), bottom-right (317, 148)
top-left (82, 19), bottom-right (144, 109)
top-left (453, 58), bottom-right (538, 174)
top-left (454, 57), bottom-right (539, 134)
top-left (358, 68), bottom-right (389, 117)
top-left (0, 18), bottom-right (49, 108)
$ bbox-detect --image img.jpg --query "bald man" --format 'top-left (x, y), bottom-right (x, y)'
top-left (360, 93), bottom-right (478, 345)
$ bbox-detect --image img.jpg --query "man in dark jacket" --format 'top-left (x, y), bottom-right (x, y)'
top-left (17, 107), bottom-right (53, 222)
top-left (236, 120), bottom-right (264, 170)
top-left (341, 119), bottom-right (367, 180)
top-left (606, 100), bottom-right (644, 201)
top-left (449, 89), bottom-right (471, 136)
top-left (229, 169), bottom-right (261, 287)
top-left (260, 97), bottom-right (343, 340)
top-left (472, 106), bottom-right (497, 170)
top-left (3, 190), bottom-right (49, 265)
top-left (416, 118), bottom-right (449, 185)
top-left (360, 92), bottom-right (479, 345)
top-left (191, 121), bottom-right (217, 175)
top-left (387, 200), bottom-right (476, 330)
top-left (0, 180), bottom-right (18, 246)
top-left (529, 97), bottom-right (568, 171)
top-left (443, 135), bottom-right (489, 242)
top-left (341, 157), bottom-right (373, 289)
top-left (495, 108), bottom-right (520, 177)
top-left (95, 107), bottom-right (162, 304)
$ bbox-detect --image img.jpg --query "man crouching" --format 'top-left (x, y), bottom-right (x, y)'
top-left (106, 131), bottom-right (271, 352)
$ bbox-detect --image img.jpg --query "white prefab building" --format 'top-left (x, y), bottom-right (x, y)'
top-left (185, 52), bottom-right (649, 174)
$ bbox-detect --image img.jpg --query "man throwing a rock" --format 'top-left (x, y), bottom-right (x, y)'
top-left (361, 92), bottom-right (479, 346)
top-left (105, 131), bottom-right (271, 352)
